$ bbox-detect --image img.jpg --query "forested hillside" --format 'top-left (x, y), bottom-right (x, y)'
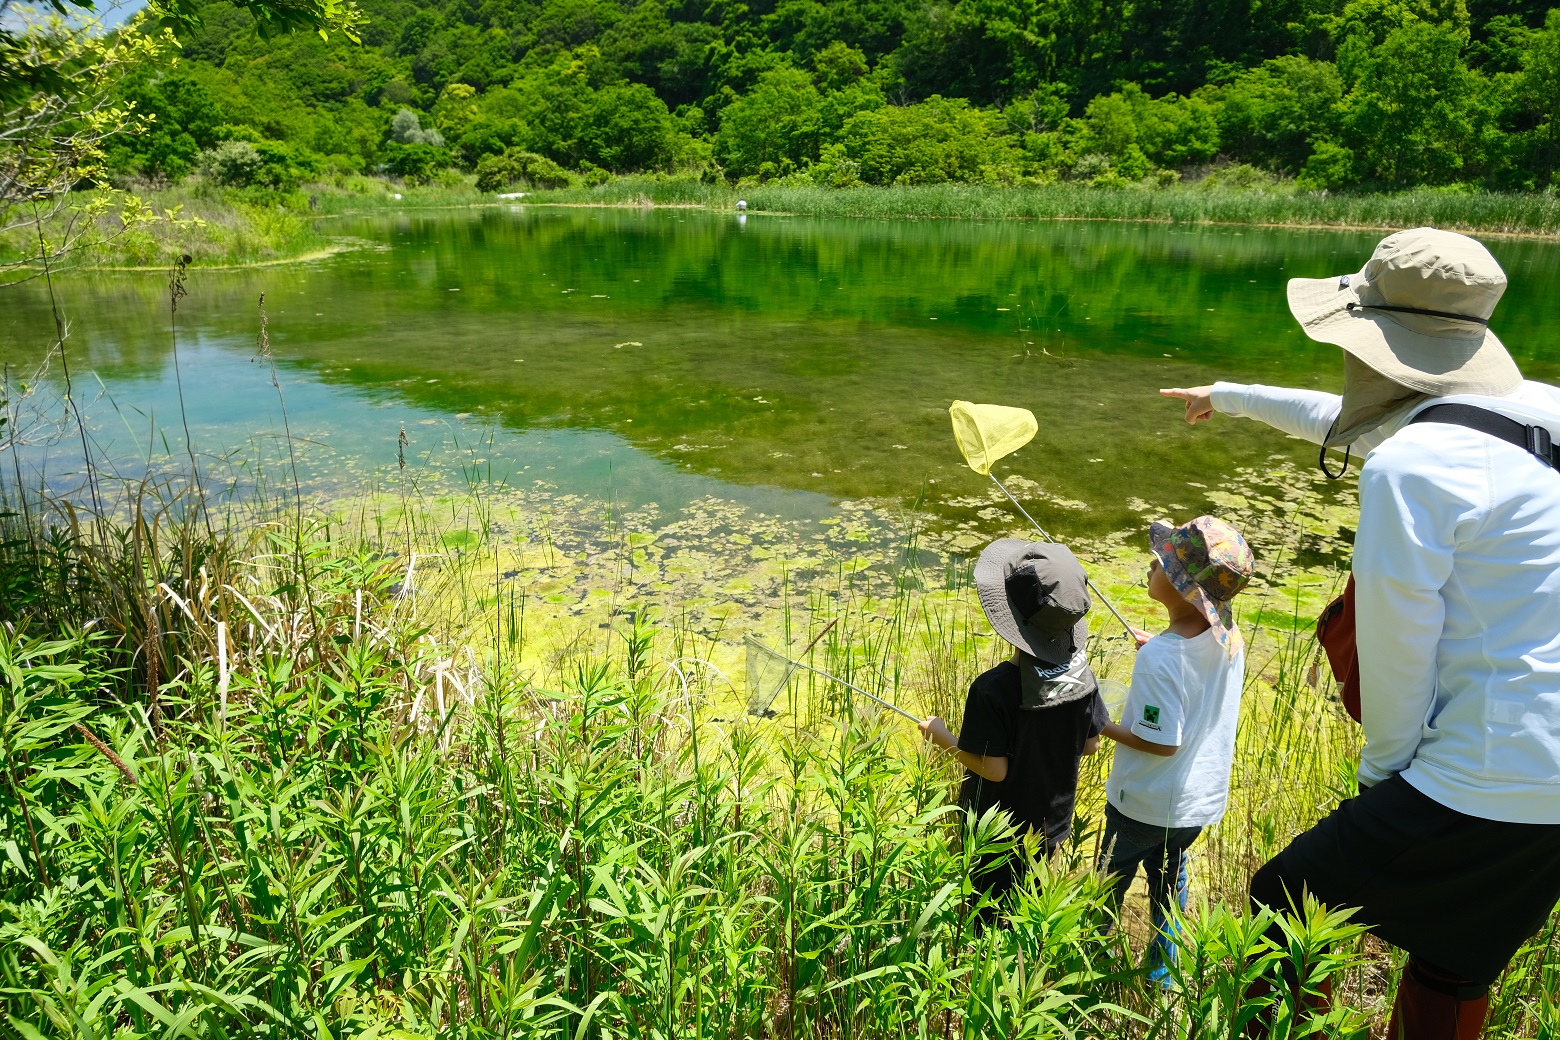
top-left (110, 0), bottom-right (1560, 193)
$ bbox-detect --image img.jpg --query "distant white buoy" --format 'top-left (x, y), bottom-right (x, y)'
top-left (736, 199), bottom-right (747, 211)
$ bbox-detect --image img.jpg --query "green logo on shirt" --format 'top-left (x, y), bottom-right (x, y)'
top-left (1142, 705), bottom-right (1161, 726)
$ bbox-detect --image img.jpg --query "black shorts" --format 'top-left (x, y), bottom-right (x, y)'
top-left (1251, 774), bottom-right (1560, 986)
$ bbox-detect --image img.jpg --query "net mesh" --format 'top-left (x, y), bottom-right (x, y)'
top-left (1097, 678), bottom-right (1129, 723)
top-left (949, 400), bottom-right (1039, 476)
top-left (745, 634), bottom-right (800, 716)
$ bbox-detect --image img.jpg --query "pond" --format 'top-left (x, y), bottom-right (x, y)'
top-left (5, 207), bottom-right (1559, 555)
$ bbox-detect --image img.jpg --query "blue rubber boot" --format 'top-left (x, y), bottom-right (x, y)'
top-left (1146, 847), bottom-right (1190, 990)
top-left (1146, 912), bottom-right (1182, 990)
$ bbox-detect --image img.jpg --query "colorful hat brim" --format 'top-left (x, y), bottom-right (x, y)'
top-left (1149, 520), bottom-right (1238, 647)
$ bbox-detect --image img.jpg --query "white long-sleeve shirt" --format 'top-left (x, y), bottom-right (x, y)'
top-left (1212, 380), bottom-right (1560, 824)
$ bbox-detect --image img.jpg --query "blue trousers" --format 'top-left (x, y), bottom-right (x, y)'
top-left (1099, 802), bottom-right (1203, 969)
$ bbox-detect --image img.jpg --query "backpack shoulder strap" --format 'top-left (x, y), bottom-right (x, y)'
top-left (1408, 402), bottom-right (1558, 471)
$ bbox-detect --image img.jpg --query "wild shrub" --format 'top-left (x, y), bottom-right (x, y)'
top-left (1081, 84), bottom-right (1220, 172)
top-left (840, 96), bottom-right (1019, 185)
top-left (1213, 57), bottom-right (1345, 174)
top-left (195, 139), bottom-right (316, 191)
top-left (578, 82), bottom-right (678, 172)
top-left (474, 148), bottom-right (574, 191)
top-left (716, 66), bottom-right (827, 179)
top-left (384, 141), bottom-right (451, 184)
top-left (197, 140), bottom-right (265, 187)
top-left (389, 108), bottom-right (446, 148)
top-left (1337, 21), bottom-right (1498, 188)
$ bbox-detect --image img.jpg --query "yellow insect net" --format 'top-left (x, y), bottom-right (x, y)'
top-left (949, 401), bottom-right (1038, 475)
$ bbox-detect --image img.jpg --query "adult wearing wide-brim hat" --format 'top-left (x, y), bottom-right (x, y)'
top-left (1161, 228), bottom-right (1560, 1040)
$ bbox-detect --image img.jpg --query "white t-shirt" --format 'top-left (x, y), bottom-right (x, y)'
top-left (1105, 629), bottom-right (1245, 828)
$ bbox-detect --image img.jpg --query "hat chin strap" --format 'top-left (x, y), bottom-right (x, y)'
top-left (1346, 302), bottom-right (1489, 326)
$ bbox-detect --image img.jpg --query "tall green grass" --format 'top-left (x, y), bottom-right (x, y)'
top-left (0, 467), bottom-right (1556, 1039)
top-left (0, 239), bottom-right (1554, 1036)
top-left (0, 190), bottom-right (343, 275)
top-left (536, 178), bottom-right (1560, 236)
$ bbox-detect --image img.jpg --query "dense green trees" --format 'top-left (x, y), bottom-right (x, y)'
top-left (1214, 58), bottom-right (1345, 174)
top-left (843, 97), bottom-right (1013, 184)
top-left (96, 0), bottom-right (1560, 192)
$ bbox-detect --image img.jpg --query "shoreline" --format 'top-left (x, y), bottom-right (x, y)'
top-left (518, 179), bottom-right (1560, 238)
top-left (102, 201), bottom-right (1560, 276)
top-left (517, 199), bottom-right (1560, 241)
top-left (311, 187), bottom-right (1560, 238)
top-left (86, 240), bottom-right (368, 273)
top-left (22, 180), bottom-right (1558, 275)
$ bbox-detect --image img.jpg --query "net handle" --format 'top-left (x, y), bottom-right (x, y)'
top-left (747, 633), bottom-right (924, 725)
top-left (988, 473), bottom-right (1136, 639)
top-left (786, 657), bottom-right (923, 724)
top-left (797, 617), bottom-right (839, 661)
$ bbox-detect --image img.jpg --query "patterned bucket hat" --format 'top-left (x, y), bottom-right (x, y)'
top-left (1148, 516), bottom-right (1255, 652)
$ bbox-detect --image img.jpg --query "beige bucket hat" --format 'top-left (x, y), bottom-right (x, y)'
top-left (1286, 227), bottom-right (1522, 396)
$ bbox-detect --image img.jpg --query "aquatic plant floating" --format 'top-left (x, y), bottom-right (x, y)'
top-left (949, 400), bottom-right (1135, 638)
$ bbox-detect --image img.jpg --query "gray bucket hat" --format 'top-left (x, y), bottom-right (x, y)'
top-left (1286, 227), bottom-right (1522, 397)
top-left (974, 539), bottom-right (1091, 667)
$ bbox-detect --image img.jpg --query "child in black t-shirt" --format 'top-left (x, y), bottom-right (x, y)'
top-left (920, 539), bottom-right (1109, 901)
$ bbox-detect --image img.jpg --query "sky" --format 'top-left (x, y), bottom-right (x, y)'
top-left (1, 0), bottom-right (147, 32)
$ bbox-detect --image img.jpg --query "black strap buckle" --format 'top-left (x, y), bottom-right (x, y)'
top-left (1528, 423), bottom-right (1555, 470)
top-left (1410, 403), bottom-right (1559, 472)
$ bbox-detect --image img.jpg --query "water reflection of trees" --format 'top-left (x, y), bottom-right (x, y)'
top-left (3, 210), bottom-right (1556, 534)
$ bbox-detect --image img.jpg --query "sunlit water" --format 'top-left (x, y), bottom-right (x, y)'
top-left (5, 208), bottom-right (1558, 551)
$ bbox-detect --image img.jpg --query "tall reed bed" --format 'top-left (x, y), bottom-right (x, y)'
top-left (0, 478), bottom-right (1556, 1040)
top-left (537, 178), bottom-right (1560, 236)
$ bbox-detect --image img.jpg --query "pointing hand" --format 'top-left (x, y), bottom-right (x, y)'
top-left (1160, 386), bottom-right (1216, 424)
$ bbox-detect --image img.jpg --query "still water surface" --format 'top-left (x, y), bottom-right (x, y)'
top-left (4, 208), bottom-right (1558, 542)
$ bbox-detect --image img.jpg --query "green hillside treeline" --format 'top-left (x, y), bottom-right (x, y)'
top-left (112, 0), bottom-right (1560, 194)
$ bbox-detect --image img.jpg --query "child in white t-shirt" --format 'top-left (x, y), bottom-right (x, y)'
top-left (1099, 515), bottom-right (1254, 985)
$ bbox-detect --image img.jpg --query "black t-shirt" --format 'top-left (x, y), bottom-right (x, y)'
top-left (957, 660), bottom-right (1110, 846)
